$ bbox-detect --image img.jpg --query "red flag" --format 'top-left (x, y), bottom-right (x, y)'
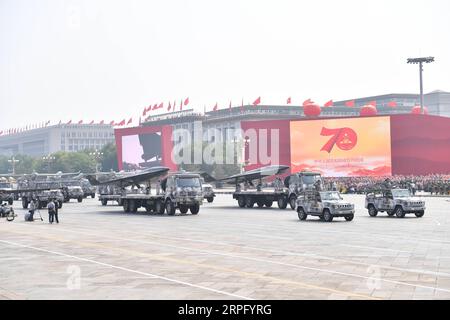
top-left (345, 100), bottom-right (355, 107)
top-left (118, 119), bottom-right (125, 126)
top-left (324, 100), bottom-right (333, 107)
top-left (152, 104), bottom-right (158, 110)
top-left (146, 105), bottom-right (152, 112)
top-left (89, 120), bottom-right (94, 125)
top-left (78, 120), bottom-right (83, 124)
top-left (184, 97), bottom-right (189, 106)
top-left (302, 99), bottom-right (312, 106)
top-left (180, 99), bottom-right (183, 111)
top-left (368, 100), bottom-right (376, 107)
top-left (0, 131), bottom-right (3, 135)
top-left (387, 101), bottom-right (397, 107)
top-left (213, 103), bottom-right (218, 111)
top-left (100, 120), bottom-right (104, 124)
top-left (157, 102), bottom-right (163, 109)
top-left (67, 120), bottom-right (72, 124)
top-left (127, 118), bottom-right (132, 125)
top-left (287, 97), bottom-right (291, 104)
top-left (252, 96), bottom-right (261, 106)
top-left (168, 101), bottom-right (172, 111)
top-left (143, 107), bottom-right (147, 117)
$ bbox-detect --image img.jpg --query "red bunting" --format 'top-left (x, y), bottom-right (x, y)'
top-left (324, 100), bottom-right (333, 107)
top-left (345, 100), bottom-right (355, 107)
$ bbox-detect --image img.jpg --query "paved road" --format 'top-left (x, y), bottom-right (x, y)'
top-left (1, 195), bottom-right (450, 300)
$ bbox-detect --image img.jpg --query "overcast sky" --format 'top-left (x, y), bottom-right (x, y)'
top-left (1, 0), bottom-right (449, 130)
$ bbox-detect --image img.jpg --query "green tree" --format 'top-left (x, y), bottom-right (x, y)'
top-left (100, 143), bottom-right (119, 172)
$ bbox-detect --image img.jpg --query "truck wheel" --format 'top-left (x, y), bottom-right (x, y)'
top-left (22, 198), bottom-right (29, 209)
top-left (129, 200), bottom-right (137, 213)
top-left (155, 200), bottom-right (164, 214)
top-left (415, 210), bottom-right (424, 218)
top-left (123, 200), bottom-right (130, 213)
top-left (345, 215), bottom-right (354, 221)
top-left (179, 205), bottom-right (189, 214)
top-left (190, 203), bottom-right (200, 215)
top-left (78, 197), bottom-right (83, 203)
top-left (237, 196), bottom-right (246, 208)
top-left (91, 194), bottom-right (95, 199)
top-left (207, 197), bottom-right (214, 203)
top-left (101, 199), bottom-right (107, 206)
top-left (257, 200), bottom-right (265, 208)
top-left (394, 206), bottom-right (405, 218)
top-left (277, 195), bottom-right (287, 209)
top-left (297, 207), bottom-right (307, 221)
top-left (289, 195), bottom-right (297, 210)
top-left (265, 200), bottom-right (273, 208)
top-left (8, 199), bottom-right (13, 205)
top-left (245, 196), bottom-right (254, 208)
top-left (166, 200), bottom-right (176, 215)
top-left (368, 205), bottom-right (378, 217)
top-left (387, 210), bottom-right (395, 216)
top-left (323, 209), bottom-right (333, 222)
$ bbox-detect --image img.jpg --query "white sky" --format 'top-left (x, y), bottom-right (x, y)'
top-left (1, 0), bottom-right (449, 130)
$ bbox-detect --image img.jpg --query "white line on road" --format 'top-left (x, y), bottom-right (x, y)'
top-left (0, 239), bottom-right (252, 300)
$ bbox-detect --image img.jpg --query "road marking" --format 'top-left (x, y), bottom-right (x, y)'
top-left (8, 223), bottom-right (450, 295)
top-left (0, 239), bottom-right (252, 300)
top-left (0, 228), bottom-right (377, 300)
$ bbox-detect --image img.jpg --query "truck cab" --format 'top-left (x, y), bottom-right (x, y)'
top-left (285, 171), bottom-right (323, 210)
top-left (296, 190), bottom-right (355, 222)
top-left (201, 178), bottom-right (215, 203)
top-left (0, 181), bottom-right (14, 205)
top-left (365, 188), bottom-right (425, 218)
top-left (161, 173), bottom-right (203, 215)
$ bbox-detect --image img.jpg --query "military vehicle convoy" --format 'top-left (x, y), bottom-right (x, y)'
top-left (285, 171), bottom-right (324, 209)
top-left (365, 188), bottom-right (426, 218)
top-left (20, 181), bottom-right (64, 209)
top-left (296, 190), bottom-right (355, 222)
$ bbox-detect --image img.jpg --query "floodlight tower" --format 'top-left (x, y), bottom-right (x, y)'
top-left (407, 57), bottom-right (435, 114)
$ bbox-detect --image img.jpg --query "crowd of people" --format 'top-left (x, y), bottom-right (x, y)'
top-left (322, 175), bottom-right (450, 195)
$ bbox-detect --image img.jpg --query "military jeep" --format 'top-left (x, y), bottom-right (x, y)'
top-left (365, 188), bottom-right (425, 218)
top-left (296, 190), bottom-right (355, 222)
top-left (160, 173), bottom-right (203, 215)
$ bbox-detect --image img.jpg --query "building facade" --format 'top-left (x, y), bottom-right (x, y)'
top-left (141, 90), bottom-right (450, 143)
top-left (0, 123), bottom-right (115, 156)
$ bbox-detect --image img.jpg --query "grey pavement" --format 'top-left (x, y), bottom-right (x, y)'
top-left (1, 194), bottom-right (450, 300)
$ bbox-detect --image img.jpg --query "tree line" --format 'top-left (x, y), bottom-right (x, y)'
top-left (0, 143), bottom-right (118, 174)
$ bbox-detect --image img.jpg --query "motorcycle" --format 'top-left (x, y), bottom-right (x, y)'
top-left (0, 203), bottom-right (16, 222)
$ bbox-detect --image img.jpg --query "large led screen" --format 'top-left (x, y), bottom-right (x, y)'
top-left (115, 125), bottom-right (176, 171)
top-left (290, 117), bottom-right (392, 177)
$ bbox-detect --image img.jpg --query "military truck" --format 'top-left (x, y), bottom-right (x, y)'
top-left (285, 171), bottom-right (324, 210)
top-left (202, 182), bottom-right (215, 203)
top-left (158, 172), bottom-right (203, 215)
top-left (98, 185), bottom-right (124, 206)
top-left (296, 190), bottom-right (355, 222)
top-left (81, 178), bottom-right (96, 199)
top-left (0, 180), bottom-right (14, 205)
top-left (60, 181), bottom-right (84, 202)
top-left (365, 188), bottom-right (426, 218)
top-left (20, 181), bottom-right (64, 209)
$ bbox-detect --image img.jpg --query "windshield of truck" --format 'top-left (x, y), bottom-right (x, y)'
top-left (302, 175), bottom-right (321, 185)
top-left (391, 189), bottom-right (411, 198)
top-left (320, 191), bottom-right (342, 201)
top-left (176, 177), bottom-right (201, 187)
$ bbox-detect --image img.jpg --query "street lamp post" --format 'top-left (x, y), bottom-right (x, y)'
top-left (407, 56), bottom-right (435, 114)
top-left (89, 150), bottom-right (104, 173)
top-left (8, 156), bottom-right (19, 175)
